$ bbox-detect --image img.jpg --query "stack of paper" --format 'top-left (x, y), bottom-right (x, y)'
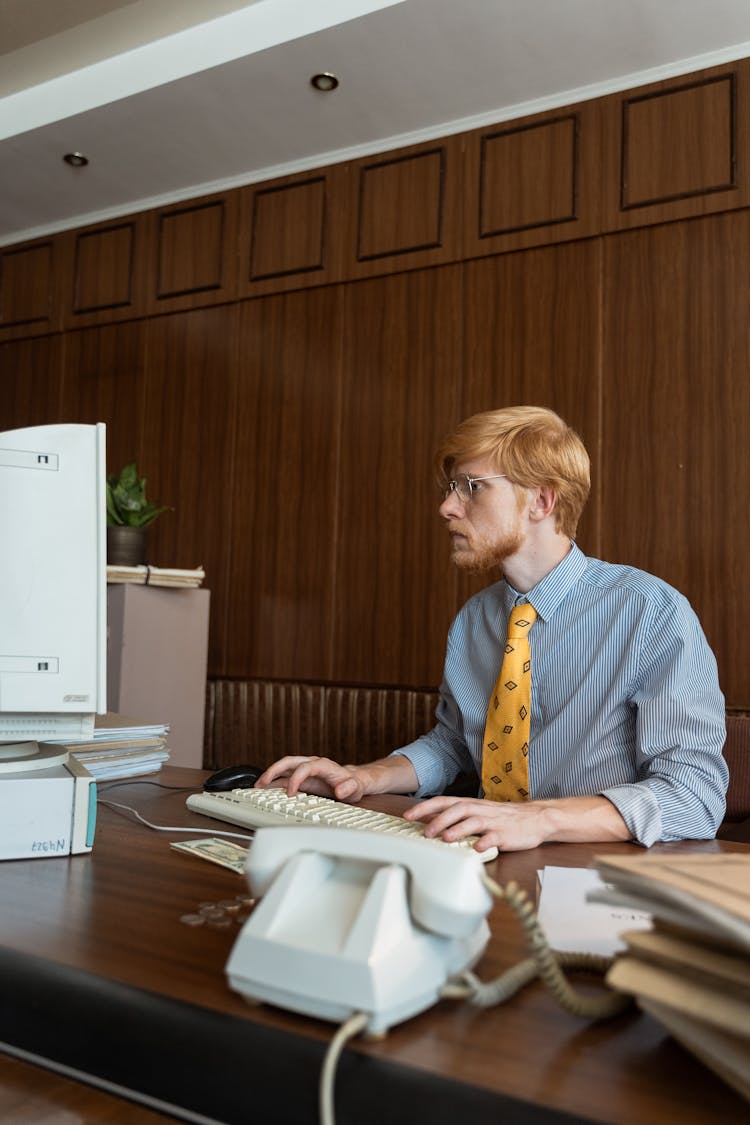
top-left (56, 712), bottom-right (171, 780)
top-left (106, 564), bottom-right (205, 588)
top-left (592, 853), bottom-right (750, 1101)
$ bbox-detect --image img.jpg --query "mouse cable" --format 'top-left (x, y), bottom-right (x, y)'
top-left (96, 778), bottom-right (197, 792)
top-left (440, 873), bottom-right (632, 1021)
top-left (97, 798), bottom-right (254, 842)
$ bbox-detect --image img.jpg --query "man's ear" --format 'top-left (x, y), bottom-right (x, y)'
top-left (529, 485), bottom-right (557, 522)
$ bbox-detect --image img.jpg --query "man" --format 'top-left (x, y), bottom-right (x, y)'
top-left (257, 406), bottom-right (728, 852)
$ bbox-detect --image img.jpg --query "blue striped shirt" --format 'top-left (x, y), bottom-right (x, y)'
top-left (395, 544), bottom-right (727, 846)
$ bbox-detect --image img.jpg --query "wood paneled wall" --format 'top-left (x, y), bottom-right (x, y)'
top-left (1, 59), bottom-right (749, 707)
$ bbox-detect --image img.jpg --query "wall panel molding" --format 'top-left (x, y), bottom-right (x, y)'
top-left (0, 238), bottom-right (64, 341)
top-left (148, 193), bottom-right (239, 314)
top-left (158, 202), bottom-right (225, 297)
top-left (343, 136), bottom-right (464, 280)
top-left (356, 148), bottom-right (445, 260)
top-left (61, 215), bottom-right (150, 328)
top-left (479, 115), bottom-right (578, 236)
top-left (621, 74), bottom-right (736, 209)
top-left (238, 166), bottom-right (350, 298)
top-left (602, 58), bottom-right (750, 231)
top-left (250, 177), bottom-right (326, 280)
top-left (73, 223), bottom-right (136, 313)
top-left (463, 101), bottom-right (601, 257)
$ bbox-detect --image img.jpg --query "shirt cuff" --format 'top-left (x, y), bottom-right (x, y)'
top-left (389, 743), bottom-right (444, 798)
top-left (599, 783), bottom-right (664, 848)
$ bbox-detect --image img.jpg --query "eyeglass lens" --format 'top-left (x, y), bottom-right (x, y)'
top-left (445, 474), bottom-right (474, 503)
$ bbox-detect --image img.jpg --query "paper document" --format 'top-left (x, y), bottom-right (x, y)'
top-left (537, 866), bottom-right (652, 956)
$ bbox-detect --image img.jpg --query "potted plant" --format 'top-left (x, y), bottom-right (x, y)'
top-left (106, 463), bottom-right (170, 566)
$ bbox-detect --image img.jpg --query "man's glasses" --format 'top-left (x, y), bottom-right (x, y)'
top-left (443, 473), bottom-right (507, 503)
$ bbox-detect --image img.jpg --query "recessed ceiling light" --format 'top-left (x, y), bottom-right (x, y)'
top-left (63, 152), bottom-right (89, 167)
top-left (310, 72), bottom-right (339, 92)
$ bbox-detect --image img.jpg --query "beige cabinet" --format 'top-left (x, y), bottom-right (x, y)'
top-left (106, 585), bottom-right (210, 768)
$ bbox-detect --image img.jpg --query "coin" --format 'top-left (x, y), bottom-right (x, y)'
top-left (219, 899), bottom-right (242, 914)
top-left (180, 913), bottom-right (205, 927)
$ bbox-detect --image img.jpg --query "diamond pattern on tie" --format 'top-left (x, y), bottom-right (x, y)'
top-left (482, 602), bottom-right (538, 804)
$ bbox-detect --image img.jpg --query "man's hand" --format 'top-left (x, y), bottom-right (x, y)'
top-left (403, 793), bottom-right (631, 852)
top-left (255, 753), bottom-right (419, 804)
top-left (255, 756), bottom-right (370, 802)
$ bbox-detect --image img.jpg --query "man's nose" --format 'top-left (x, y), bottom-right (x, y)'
top-left (439, 489), bottom-right (465, 519)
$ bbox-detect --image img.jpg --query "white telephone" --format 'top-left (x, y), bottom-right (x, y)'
top-left (226, 825), bottom-right (493, 1035)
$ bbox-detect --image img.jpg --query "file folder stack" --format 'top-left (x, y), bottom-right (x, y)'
top-left (592, 853), bottom-right (750, 1101)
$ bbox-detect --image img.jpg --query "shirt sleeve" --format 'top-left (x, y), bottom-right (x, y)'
top-left (391, 686), bottom-right (477, 797)
top-left (599, 591), bottom-right (727, 847)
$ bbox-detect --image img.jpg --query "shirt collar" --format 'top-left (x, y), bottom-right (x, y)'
top-left (503, 541), bottom-right (587, 622)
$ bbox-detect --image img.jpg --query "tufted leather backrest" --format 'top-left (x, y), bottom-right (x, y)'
top-left (722, 711), bottom-right (750, 824)
top-left (203, 678), bottom-right (439, 771)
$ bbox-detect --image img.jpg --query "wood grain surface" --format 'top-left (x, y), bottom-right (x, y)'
top-left (0, 768), bottom-right (745, 1124)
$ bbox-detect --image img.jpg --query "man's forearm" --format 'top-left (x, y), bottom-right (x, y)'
top-left (540, 795), bottom-right (631, 843)
top-left (354, 753), bottom-right (419, 796)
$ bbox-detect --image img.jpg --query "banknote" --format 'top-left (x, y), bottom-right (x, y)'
top-left (171, 837), bottom-right (249, 874)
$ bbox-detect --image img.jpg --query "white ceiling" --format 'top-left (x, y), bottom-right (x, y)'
top-left (2, 0), bottom-right (750, 246)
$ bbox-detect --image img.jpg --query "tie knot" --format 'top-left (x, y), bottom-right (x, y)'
top-left (507, 603), bottom-right (537, 638)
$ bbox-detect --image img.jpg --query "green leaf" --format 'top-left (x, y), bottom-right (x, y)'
top-left (105, 462), bottom-right (172, 527)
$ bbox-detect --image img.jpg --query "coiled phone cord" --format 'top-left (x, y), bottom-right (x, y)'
top-left (441, 874), bottom-right (632, 1020)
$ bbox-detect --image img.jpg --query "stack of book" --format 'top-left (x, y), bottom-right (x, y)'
top-left (106, 564), bottom-right (205, 588)
top-left (58, 713), bottom-right (171, 780)
top-left (592, 853), bottom-right (750, 1101)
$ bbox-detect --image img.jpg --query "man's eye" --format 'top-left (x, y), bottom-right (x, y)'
top-left (467, 479), bottom-right (481, 493)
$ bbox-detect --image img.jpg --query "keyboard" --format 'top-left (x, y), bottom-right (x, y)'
top-left (186, 787), bottom-right (498, 863)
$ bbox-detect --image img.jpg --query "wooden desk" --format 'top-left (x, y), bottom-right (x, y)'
top-left (0, 768), bottom-right (746, 1124)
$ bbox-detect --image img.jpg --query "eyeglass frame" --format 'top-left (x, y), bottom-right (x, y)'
top-left (443, 473), bottom-right (507, 503)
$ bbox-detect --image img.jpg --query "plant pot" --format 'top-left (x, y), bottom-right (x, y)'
top-left (107, 525), bottom-right (149, 566)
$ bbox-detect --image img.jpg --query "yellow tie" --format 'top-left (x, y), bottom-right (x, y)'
top-left (481, 603), bottom-right (538, 802)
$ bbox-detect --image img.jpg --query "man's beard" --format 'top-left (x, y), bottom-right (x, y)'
top-left (450, 525), bottom-right (525, 574)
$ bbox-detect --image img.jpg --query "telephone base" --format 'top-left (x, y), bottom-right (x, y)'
top-left (226, 846), bottom-right (490, 1035)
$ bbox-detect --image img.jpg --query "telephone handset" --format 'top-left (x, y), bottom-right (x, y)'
top-left (226, 825), bottom-right (493, 1034)
top-left (246, 824), bottom-right (493, 937)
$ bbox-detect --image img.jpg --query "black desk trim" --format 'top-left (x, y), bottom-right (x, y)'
top-left (0, 946), bottom-right (593, 1125)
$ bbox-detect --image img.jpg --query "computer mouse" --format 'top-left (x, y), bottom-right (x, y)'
top-left (203, 764), bottom-right (263, 792)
